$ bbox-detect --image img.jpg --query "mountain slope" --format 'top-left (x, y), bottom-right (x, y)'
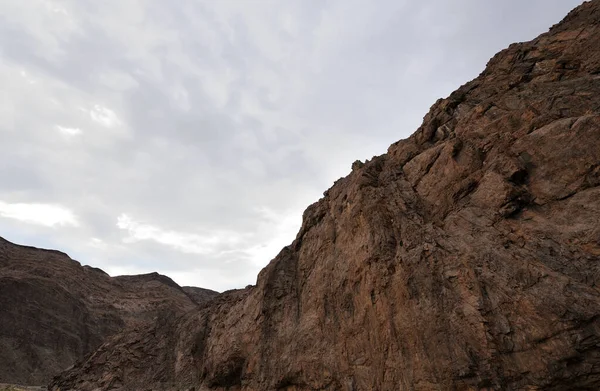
top-left (52, 1), bottom-right (600, 390)
top-left (0, 236), bottom-right (217, 385)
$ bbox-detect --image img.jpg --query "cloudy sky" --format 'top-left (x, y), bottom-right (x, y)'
top-left (0, 0), bottom-right (583, 291)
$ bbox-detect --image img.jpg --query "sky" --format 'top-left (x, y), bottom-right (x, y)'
top-left (0, 0), bottom-right (584, 292)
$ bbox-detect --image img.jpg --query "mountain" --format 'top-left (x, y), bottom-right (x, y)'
top-left (0, 236), bottom-right (218, 385)
top-left (12, 0), bottom-right (599, 389)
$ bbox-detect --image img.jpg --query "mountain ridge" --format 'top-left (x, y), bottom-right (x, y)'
top-left (0, 235), bottom-right (218, 385)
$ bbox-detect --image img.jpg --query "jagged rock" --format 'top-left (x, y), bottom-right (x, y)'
top-left (0, 237), bottom-right (217, 385)
top-left (45, 1), bottom-right (600, 389)
top-left (351, 160), bottom-right (365, 171)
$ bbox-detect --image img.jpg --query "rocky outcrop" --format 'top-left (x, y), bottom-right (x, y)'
top-left (182, 286), bottom-right (221, 307)
top-left (0, 237), bottom-right (217, 385)
top-left (49, 1), bottom-right (600, 389)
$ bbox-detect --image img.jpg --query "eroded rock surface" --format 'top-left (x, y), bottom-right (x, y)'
top-left (49, 1), bottom-right (600, 390)
top-left (0, 237), bottom-right (217, 385)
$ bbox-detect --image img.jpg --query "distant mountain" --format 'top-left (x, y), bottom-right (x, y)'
top-left (0, 236), bottom-right (217, 385)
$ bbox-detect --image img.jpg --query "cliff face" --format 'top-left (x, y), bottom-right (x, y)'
top-left (50, 1), bottom-right (600, 390)
top-left (0, 237), bottom-right (217, 385)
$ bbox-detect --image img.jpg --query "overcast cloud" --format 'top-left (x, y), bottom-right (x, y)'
top-left (0, 0), bottom-right (583, 291)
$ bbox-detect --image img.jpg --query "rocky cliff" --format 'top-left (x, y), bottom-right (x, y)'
top-left (46, 0), bottom-right (600, 389)
top-left (0, 236), bottom-right (217, 385)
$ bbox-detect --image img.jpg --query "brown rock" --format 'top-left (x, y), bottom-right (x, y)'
top-left (0, 237), bottom-right (217, 385)
top-left (45, 1), bottom-right (600, 389)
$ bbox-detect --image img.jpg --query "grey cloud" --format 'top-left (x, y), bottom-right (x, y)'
top-left (0, 0), bottom-right (584, 291)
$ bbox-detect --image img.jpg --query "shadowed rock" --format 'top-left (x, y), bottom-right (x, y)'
top-left (0, 237), bottom-right (217, 385)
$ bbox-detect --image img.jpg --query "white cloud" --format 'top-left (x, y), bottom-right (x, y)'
top-left (169, 85), bottom-right (191, 112)
top-left (97, 70), bottom-right (139, 92)
top-left (19, 70), bottom-right (36, 84)
top-left (89, 237), bottom-right (107, 249)
top-left (0, 0), bottom-right (81, 62)
top-left (0, 201), bottom-right (78, 227)
top-left (0, 0), bottom-right (583, 291)
top-left (116, 213), bottom-right (243, 255)
top-left (244, 207), bottom-right (300, 267)
top-left (88, 105), bottom-right (121, 128)
top-left (55, 125), bottom-right (82, 136)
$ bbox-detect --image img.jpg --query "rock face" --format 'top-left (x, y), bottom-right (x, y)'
top-left (48, 1), bottom-right (600, 389)
top-left (0, 237), bottom-right (217, 385)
